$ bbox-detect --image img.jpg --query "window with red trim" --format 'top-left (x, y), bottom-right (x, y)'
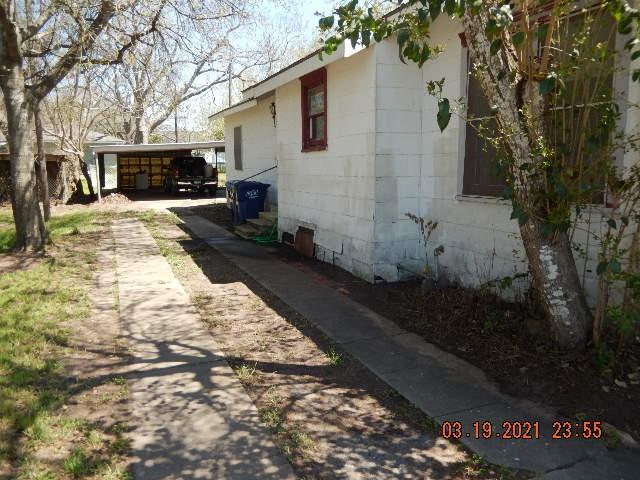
top-left (300, 68), bottom-right (327, 151)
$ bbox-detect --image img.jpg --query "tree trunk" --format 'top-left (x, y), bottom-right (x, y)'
top-left (133, 123), bottom-right (149, 144)
top-left (520, 222), bottom-right (593, 348)
top-left (80, 158), bottom-right (95, 197)
top-left (0, 21), bottom-right (47, 250)
top-left (4, 95), bottom-right (46, 250)
top-left (34, 102), bottom-right (51, 220)
top-left (462, 9), bottom-right (593, 350)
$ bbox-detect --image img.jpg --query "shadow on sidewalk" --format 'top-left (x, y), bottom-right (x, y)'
top-left (150, 206), bottom-right (507, 480)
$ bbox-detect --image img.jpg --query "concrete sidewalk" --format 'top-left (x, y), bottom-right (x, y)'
top-left (112, 219), bottom-right (295, 480)
top-left (178, 212), bottom-right (640, 479)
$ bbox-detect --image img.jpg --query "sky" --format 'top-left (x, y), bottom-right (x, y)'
top-left (166, 0), bottom-right (337, 133)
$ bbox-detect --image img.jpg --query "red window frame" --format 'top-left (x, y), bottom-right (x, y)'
top-left (300, 68), bottom-right (327, 152)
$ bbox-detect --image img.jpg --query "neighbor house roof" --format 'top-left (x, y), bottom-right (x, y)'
top-left (85, 131), bottom-right (125, 144)
top-left (0, 131), bottom-right (125, 152)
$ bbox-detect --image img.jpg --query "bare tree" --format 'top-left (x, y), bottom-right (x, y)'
top-left (96, 0), bottom-right (257, 144)
top-left (95, 0), bottom-right (316, 143)
top-left (42, 67), bottom-right (114, 196)
top-left (0, 0), bottom-right (164, 249)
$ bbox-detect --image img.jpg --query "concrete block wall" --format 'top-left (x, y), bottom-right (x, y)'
top-left (221, 17), bottom-right (638, 305)
top-left (224, 94), bottom-right (278, 208)
top-left (369, 17), bottom-right (533, 293)
top-left (371, 16), bottom-right (639, 306)
top-left (371, 34), bottom-right (425, 280)
top-left (276, 48), bottom-right (378, 280)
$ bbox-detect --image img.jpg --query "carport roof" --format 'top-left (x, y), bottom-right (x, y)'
top-left (91, 140), bottom-right (224, 154)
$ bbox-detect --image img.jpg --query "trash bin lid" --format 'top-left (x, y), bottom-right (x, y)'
top-left (236, 181), bottom-right (270, 200)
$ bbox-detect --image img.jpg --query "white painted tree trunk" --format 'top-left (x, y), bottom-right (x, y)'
top-left (519, 223), bottom-right (592, 348)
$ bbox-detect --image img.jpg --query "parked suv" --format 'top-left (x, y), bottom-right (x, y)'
top-left (163, 156), bottom-right (218, 196)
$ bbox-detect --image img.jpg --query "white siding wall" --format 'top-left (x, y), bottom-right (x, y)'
top-left (276, 48), bottom-right (378, 280)
top-left (224, 94), bottom-right (278, 207)
top-left (417, 18), bottom-right (527, 290)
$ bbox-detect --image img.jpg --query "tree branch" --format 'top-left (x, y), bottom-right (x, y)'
top-left (84, 4), bottom-right (165, 66)
top-left (29, 0), bottom-right (117, 100)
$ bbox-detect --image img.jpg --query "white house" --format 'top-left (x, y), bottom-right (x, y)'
top-left (211, 14), bottom-right (639, 303)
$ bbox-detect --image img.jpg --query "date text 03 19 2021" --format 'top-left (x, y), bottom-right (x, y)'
top-left (440, 420), bottom-right (603, 440)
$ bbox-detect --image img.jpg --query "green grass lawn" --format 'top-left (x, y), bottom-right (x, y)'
top-left (0, 209), bottom-right (107, 252)
top-left (0, 254), bottom-right (91, 461)
top-left (0, 208), bottom-right (132, 478)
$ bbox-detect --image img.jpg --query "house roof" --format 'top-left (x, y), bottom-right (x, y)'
top-left (208, 98), bottom-right (258, 120)
top-left (209, 4), bottom-right (406, 121)
top-left (240, 47), bottom-right (324, 95)
top-left (85, 131), bottom-right (125, 144)
top-left (0, 131), bottom-right (125, 149)
top-left (208, 45), bottom-right (350, 120)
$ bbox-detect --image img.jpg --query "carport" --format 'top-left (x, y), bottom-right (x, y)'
top-left (90, 141), bottom-right (225, 198)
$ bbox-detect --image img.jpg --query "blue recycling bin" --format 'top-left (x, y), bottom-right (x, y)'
top-left (235, 181), bottom-right (269, 224)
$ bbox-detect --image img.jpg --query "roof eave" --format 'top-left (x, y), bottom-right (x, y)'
top-left (246, 43), bottom-right (362, 99)
top-left (210, 42), bottom-right (368, 120)
top-left (208, 98), bottom-right (258, 120)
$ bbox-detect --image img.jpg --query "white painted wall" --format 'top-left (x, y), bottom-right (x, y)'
top-left (275, 48), bottom-right (378, 280)
top-left (219, 18), bottom-right (638, 305)
top-left (404, 18), bottom-right (527, 290)
top-left (223, 94), bottom-right (278, 207)
top-left (371, 32), bottom-right (426, 281)
top-left (372, 16), bottom-right (639, 305)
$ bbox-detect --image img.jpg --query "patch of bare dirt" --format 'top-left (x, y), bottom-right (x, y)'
top-left (270, 244), bottom-right (640, 444)
top-left (0, 252), bottom-right (45, 275)
top-left (154, 221), bottom-right (530, 480)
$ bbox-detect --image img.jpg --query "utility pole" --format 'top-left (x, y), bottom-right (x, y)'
top-left (174, 106), bottom-right (179, 143)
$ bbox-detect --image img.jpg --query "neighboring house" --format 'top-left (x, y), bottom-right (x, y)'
top-left (82, 132), bottom-right (126, 191)
top-left (211, 15), bottom-right (639, 303)
top-left (0, 131), bottom-right (124, 202)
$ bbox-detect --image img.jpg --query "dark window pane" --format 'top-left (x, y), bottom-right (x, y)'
top-left (463, 71), bottom-right (506, 196)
